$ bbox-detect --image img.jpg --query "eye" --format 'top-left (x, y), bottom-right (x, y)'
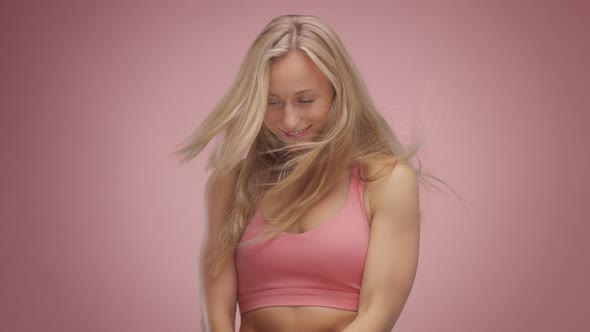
top-left (299, 100), bottom-right (314, 104)
top-left (267, 101), bottom-right (281, 106)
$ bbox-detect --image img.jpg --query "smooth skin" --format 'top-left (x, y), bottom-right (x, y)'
top-left (264, 50), bottom-right (335, 144)
top-left (199, 50), bottom-right (420, 331)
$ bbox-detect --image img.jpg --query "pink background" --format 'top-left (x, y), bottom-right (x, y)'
top-left (2, 1), bottom-right (589, 331)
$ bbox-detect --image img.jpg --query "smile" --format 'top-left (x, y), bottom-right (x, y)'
top-left (281, 125), bottom-right (312, 138)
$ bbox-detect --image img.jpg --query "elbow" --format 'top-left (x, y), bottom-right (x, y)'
top-left (354, 301), bottom-right (403, 332)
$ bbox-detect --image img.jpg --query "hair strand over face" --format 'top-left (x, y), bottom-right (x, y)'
top-left (171, 14), bottom-right (462, 277)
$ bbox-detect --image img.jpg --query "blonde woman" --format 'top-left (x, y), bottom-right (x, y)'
top-left (174, 14), bottom-right (449, 332)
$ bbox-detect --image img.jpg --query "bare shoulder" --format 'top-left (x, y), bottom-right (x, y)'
top-left (200, 162), bottom-right (242, 269)
top-left (205, 159), bottom-right (246, 202)
top-left (203, 162), bottom-right (242, 232)
top-left (364, 159), bottom-right (419, 219)
top-left (205, 165), bottom-right (240, 201)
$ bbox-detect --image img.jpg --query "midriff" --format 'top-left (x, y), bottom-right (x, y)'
top-left (239, 306), bottom-right (357, 332)
top-left (237, 165), bottom-right (374, 332)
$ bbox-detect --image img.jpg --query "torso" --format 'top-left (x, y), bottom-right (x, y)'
top-left (238, 167), bottom-right (374, 332)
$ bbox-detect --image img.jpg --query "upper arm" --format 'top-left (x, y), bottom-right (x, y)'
top-left (357, 161), bottom-right (421, 328)
top-left (198, 167), bottom-right (240, 330)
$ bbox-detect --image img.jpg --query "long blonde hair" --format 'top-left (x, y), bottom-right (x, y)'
top-left (172, 14), bottom-right (460, 277)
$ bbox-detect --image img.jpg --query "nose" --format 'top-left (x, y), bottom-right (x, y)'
top-left (281, 102), bottom-right (300, 131)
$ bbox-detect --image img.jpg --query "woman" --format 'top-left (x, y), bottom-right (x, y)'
top-left (174, 14), bottom-right (448, 332)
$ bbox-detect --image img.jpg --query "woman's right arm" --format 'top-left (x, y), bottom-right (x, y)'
top-left (198, 168), bottom-right (239, 332)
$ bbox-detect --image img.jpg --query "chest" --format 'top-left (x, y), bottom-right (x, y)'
top-left (258, 170), bottom-right (372, 235)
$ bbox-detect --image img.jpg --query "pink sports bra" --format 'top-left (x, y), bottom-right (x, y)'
top-left (235, 165), bottom-right (370, 314)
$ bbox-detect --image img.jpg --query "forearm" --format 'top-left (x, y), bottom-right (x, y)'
top-left (201, 316), bottom-right (235, 332)
top-left (200, 312), bottom-right (236, 332)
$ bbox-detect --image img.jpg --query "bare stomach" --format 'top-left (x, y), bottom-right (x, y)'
top-left (239, 306), bottom-right (358, 332)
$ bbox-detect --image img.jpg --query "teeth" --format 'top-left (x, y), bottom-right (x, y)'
top-left (288, 129), bottom-right (305, 135)
top-left (283, 126), bottom-right (309, 135)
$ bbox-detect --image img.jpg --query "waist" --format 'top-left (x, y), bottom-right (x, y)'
top-left (239, 306), bottom-right (357, 332)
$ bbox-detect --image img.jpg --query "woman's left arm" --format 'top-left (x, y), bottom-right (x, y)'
top-left (342, 162), bottom-right (421, 332)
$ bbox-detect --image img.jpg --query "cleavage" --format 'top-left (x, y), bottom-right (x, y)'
top-left (260, 170), bottom-right (352, 234)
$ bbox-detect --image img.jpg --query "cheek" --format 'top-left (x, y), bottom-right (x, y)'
top-left (263, 111), bottom-right (277, 128)
top-left (313, 104), bottom-right (331, 121)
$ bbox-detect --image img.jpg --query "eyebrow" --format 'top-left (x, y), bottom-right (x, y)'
top-left (268, 89), bottom-right (317, 97)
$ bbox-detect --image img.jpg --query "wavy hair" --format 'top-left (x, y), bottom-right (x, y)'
top-left (172, 14), bottom-right (461, 277)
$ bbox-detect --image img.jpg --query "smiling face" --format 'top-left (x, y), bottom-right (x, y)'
top-left (264, 50), bottom-right (335, 146)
